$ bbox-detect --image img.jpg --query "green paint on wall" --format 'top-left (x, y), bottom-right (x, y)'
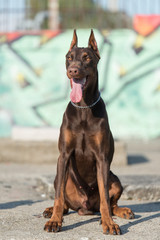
top-left (0, 29), bottom-right (160, 139)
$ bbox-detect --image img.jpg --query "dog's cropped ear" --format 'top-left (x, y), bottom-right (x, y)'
top-left (88, 29), bottom-right (100, 59)
top-left (69, 29), bottom-right (78, 51)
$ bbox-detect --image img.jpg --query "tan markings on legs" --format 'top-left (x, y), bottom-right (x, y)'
top-left (44, 185), bottom-right (65, 232)
top-left (112, 206), bottom-right (135, 219)
top-left (65, 176), bottom-right (88, 210)
top-left (98, 178), bottom-right (112, 222)
top-left (63, 203), bottom-right (69, 214)
top-left (109, 181), bottom-right (134, 219)
top-left (43, 203), bottom-right (68, 219)
top-left (43, 206), bottom-right (53, 218)
top-left (97, 176), bottom-right (121, 235)
top-left (51, 200), bottom-right (63, 222)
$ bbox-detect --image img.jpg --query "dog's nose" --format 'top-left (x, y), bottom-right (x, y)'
top-left (69, 68), bottom-right (78, 75)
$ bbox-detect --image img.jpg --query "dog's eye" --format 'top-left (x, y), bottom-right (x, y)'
top-left (67, 56), bottom-right (72, 61)
top-left (83, 55), bottom-right (90, 62)
top-left (86, 57), bottom-right (90, 62)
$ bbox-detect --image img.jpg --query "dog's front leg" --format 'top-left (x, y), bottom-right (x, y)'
top-left (97, 156), bottom-right (121, 235)
top-left (44, 152), bottom-right (69, 232)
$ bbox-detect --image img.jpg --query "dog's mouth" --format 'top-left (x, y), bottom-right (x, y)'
top-left (70, 77), bottom-right (87, 103)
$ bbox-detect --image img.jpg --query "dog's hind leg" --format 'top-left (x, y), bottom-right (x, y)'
top-left (109, 171), bottom-right (134, 219)
top-left (43, 203), bottom-right (69, 218)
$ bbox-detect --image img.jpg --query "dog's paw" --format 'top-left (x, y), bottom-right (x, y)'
top-left (43, 207), bottom-right (53, 218)
top-left (102, 221), bottom-right (121, 235)
top-left (44, 219), bottom-right (62, 232)
top-left (113, 206), bottom-right (135, 219)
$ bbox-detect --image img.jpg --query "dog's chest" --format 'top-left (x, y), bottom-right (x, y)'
top-left (73, 129), bottom-right (101, 176)
top-left (74, 141), bottom-right (97, 183)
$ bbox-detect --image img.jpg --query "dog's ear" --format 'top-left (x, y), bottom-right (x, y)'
top-left (88, 29), bottom-right (100, 59)
top-left (69, 29), bottom-right (78, 51)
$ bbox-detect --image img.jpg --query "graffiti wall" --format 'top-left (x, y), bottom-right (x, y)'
top-left (0, 26), bottom-right (160, 139)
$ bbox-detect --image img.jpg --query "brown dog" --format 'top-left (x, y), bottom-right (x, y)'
top-left (43, 29), bottom-right (134, 235)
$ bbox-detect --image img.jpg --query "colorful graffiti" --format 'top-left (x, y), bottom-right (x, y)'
top-left (0, 26), bottom-right (160, 139)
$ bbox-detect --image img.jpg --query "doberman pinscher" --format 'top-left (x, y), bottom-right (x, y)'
top-left (43, 29), bottom-right (134, 235)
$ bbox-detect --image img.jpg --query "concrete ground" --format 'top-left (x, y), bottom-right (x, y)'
top-left (0, 139), bottom-right (160, 240)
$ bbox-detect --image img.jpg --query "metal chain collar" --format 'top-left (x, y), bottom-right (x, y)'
top-left (70, 93), bottom-right (101, 109)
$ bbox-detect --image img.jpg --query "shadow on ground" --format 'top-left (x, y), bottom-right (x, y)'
top-left (0, 199), bottom-right (43, 209)
top-left (55, 202), bottom-right (160, 234)
top-left (128, 155), bottom-right (149, 165)
top-left (63, 217), bottom-right (101, 232)
top-left (121, 212), bottom-right (160, 234)
top-left (123, 202), bottom-right (160, 213)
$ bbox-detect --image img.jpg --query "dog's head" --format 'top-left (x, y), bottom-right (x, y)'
top-left (66, 29), bottom-right (100, 103)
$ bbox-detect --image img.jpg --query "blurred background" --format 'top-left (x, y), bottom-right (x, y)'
top-left (0, 0), bottom-right (160, 140)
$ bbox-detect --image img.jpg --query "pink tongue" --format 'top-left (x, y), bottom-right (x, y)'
top-left (70, 79), bottom-right (82, 103)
